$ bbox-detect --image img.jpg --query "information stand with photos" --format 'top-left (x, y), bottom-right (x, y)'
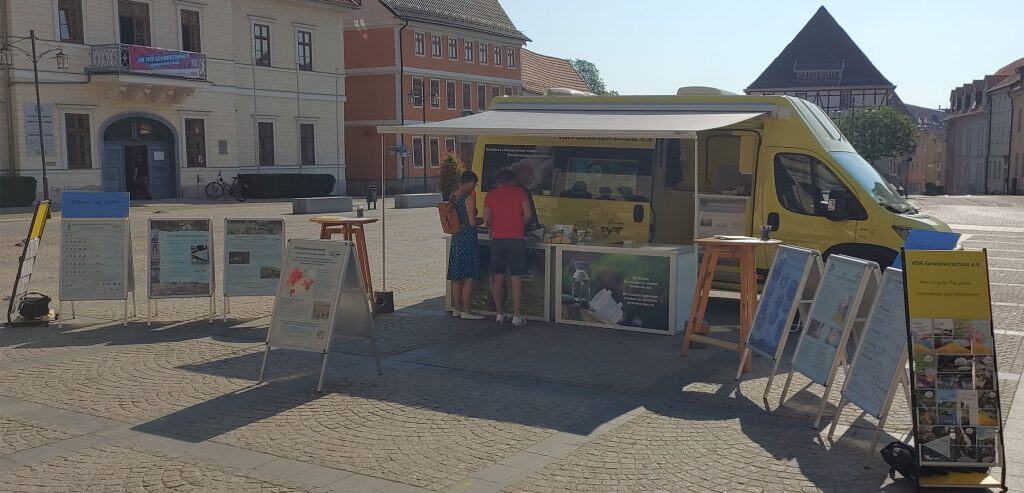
top-left (736, 245), bottom-right (824, 405)
top-left (780, 254), bottom-right (880, 427)
top-left (223, 218), bottom-right (285, 321)
top-left (146, 218), bottom-right (215, 325)
top-left (827, 268), bottom-right (912, 451)
top-left (904, 249), bottom-right (1005, 490)
top-left (58, 218), bottom-right (135, 327)
top-left (259, 239), bottom-right (382, 392)
top-left (7, 200), bottom-right (50, 325)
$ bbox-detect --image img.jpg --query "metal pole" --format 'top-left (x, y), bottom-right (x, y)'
top-left (334, 67), bottom-right (341, 196)
top-left (422, 99), bottom-right (427, 193)
top-left (295, 62), bottom-right (301, 171)
top-left (30, 31), bottom-right (50, 201)
top-left (252, 58), bottom-right (259, 172)
top-left (380, 136), bottom-right (386, 292)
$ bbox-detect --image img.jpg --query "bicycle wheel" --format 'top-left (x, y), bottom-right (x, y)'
top-left (230, 183), bottom-right (248, 202)
top-left (205, 181), bottom-right (225, 199)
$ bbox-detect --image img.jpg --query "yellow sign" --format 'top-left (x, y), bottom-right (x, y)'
top-left (29, 200), bottom-right (50, 240)
top-left (904, 250), bottom-right (990, 320)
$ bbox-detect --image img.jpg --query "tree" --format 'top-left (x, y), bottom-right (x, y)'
top-left (834, 106), bottom-right (917, 162)
top-left (568, 58), bottom-right (617, 95)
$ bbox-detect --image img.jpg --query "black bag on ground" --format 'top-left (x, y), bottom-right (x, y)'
top-left (17, 292), bottom-right (51, 319)
top-left (880, 441), bottom-right (918, 481)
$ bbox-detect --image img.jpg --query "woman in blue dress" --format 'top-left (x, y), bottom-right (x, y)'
top-left (448, 171), bottom-right (484, 320)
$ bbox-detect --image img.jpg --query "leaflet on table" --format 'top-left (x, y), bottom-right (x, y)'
top-left (792, 257), bottom-right (867, 385)
top-left (268, 240), bottom-right (346, 353)
top-left (747, 246), bottom-right (814, 359)
top-left (559, 249), bottom-right (671, 332)
top-left (60, 219), bottom-right (128, 301)
top-left (148, 219), bottom-right (211, 297)
top-left (224, 219), bottom-right (284, 297)
top-left (842, 268), bottom-right (907, 418)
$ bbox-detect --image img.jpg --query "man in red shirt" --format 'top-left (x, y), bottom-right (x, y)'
top-left (483, 168), bottom-right (531, 327)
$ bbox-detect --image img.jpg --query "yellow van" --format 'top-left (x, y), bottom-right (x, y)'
top-left (471, 91), bottom-right (951, 276)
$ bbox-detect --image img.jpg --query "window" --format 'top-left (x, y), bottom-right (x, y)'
top-left (462, 81), bottom-right (472, 110)
top-left (414, 32), bottom-right (424, 56)
top-left (296, 30), bottom-right (313, 71)
top-left (180, 9), bottom-right (200, 52)
top-left (430, 79), bottom-right (440, 109)
top-left (300, 123), bottom-right (315, 165)
top-left (118, 0), bottom-right (150, 45)
top-left (412, 137), bottom-right (424, 168)
top-left (429, 137), bottom-right (440, 167)
top-left (444, 138), bottom-right (456, 157)
top-left (58, 0), bottom-right (84, 44)
top-left (448, 38), bottom-right (458, 60)
top-left (411, 77), bottom-right (423, 107)
top-left (64, 113), bottom-right (91, 169)
top-left (464, 40), bottom-right (473, 62)
top-left (491, 85), bottom-right (500, 101)
top-left (504, 86), bottom-right (513, 97)
top-left (184, 118), bottom-right (206, 167)
top-left (479, 42), bottom-right (487, 64)
top-left (477, 84), bottom-right (486, 110)
top-left (257, 121), bottom-right (274, 166)
top-left (773, 153), bottom-right (858, 217)
top-left (431, 35), bottom-right (441, 58)
top-left (445, 80), bottom-right (456, 110)
top-left (506, 48), bottom-right (515, 68)
top-left (253, 23), bottom-right (271, 66)
top-left (494, 46), bottom-right (502, 66)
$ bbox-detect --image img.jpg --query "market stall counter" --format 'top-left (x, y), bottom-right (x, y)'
top-left (445, 233), bottom-right (553, 321)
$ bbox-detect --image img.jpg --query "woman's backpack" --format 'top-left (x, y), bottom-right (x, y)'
top-left (437, 200), bottom-right (461, 234)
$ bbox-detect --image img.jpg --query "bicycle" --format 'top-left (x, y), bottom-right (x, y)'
top-left (205, 171), bottom-right (248, 201)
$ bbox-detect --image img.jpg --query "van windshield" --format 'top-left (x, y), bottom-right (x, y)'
top-left (830, 151), bottom-right (917, 214)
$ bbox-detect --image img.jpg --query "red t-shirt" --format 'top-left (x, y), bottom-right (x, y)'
top-left (484, 184), bottom-right (528, 239)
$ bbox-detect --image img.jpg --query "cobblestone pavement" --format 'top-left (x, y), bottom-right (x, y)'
top-left (2, 196), bottom-right (1023, 491)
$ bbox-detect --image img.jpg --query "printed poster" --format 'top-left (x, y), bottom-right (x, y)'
top-left (747, 246), bottom-right (815, 359)
top-left (450, 240), bottom-right (547, 319)
top-left (266, 239), bottom-right (347, 353)
top-left (842, 268), bottom-right (907, 418)
top-left (60, 219), bottom-right (129, 301)
top-left (696, 194), bottom-right (749, 238)
top-left (792, 255), bottom-right (870, 385)
top-left (905, 250), bottom-right (1001, 467)
top-left (559, 249), bottom-right (671, 332)
top-left (224, 219), bottom-right (284, 297)
top-left (148, 219), bottom-right (212, 298)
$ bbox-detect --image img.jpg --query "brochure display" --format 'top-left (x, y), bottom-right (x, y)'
top-left (58, 218), bottom-right (135, 326)
top-left (736, 245), bottom-right (823, 402)
top-left (259, 239), bottom-right (381, 392)
top-left (827, 268), bottom-right (912, 451)
top-left (555, 243), bottom-right (696, 334)
top-left (904, 249), bottom-right (1005, 490)
top-left (444, 235), bottom-right (551, 321)
top-left (147, 218), bottom-right (215, 325)
top-left (780, 254), bottom-right (880, 426)
top-left (223, 218), bottom-right (285, 320)
top-left (7, 200), bottom-right (50, 324)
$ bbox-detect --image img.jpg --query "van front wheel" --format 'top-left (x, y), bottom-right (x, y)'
top-left (822, 243), bottom-right (898, 269)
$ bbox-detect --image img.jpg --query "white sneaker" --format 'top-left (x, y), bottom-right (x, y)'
top-left (460, 312), bottom-right (485, 320)
top-left (451, 311), bottom-right (462, 318)
top-left (512, 316), bottom-right (527, 327)
top-left (495, 313), bottom-right (510, 323)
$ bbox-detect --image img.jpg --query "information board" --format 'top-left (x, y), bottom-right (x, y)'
top-left (61, 192), bottom-right (130, 219)
top-left (147, 219), bottom-right (213, 298)
top-left (266, 239), bottom-right (348, 353)
top-left (223, 218), bottom-right (284, 297)
top-left (747, 245), bottom-right (818, 360)
top-left (842, 268), bottom-right (908, 418)
top-left (905, 250), bottom-right (1003, 470)
top-left (60, 219), bottom-right (130, 301)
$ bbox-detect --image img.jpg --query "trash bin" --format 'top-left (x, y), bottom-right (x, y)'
top-left (366, 186), bottom-right (379, 210)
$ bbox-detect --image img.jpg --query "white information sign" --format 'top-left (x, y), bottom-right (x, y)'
top-left (60, 219), bottom-right (130, 301)
top-left (695, 194), bottom-right (748, 238)
top-left (223, 218), bottom-right (284, 297)
top-left (747, 245), bottom-right (818, 360)
top-left (266, 239), bottom-right (347, 354)
top-left (147, 219), bottom-right (213, 298)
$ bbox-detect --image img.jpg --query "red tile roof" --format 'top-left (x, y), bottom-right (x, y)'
top-left (520, 49), bottom-right (592, 95)
top-left (379, 0), bottom-right (528, 41)
top-left (317, 0), bottom-right (362, 8)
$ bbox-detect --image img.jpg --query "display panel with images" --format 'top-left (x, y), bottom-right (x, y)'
top-left (746, 246), bottom-right (817, 360)
top-left (60, 219), bottom-right (130, 301)
top-left (224, 219), bottom-right (284, 297)
top-left (148, 219), bottom-right (212, 298)
top-left (558, 249), bottom-right (671, 332)
top-left (266, 239), bottom-right (348, 353)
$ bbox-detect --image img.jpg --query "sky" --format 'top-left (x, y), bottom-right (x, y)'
top-left (502, 0), bottom-right (1024, 109)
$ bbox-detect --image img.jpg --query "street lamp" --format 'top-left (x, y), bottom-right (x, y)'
top-left (408, 87), bottom-right (440, 193)
top-left (0, 30), bottom-right (71, 201)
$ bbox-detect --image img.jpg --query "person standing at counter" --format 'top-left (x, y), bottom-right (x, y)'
top-left (448, 171), bottom-right (485, 320)
top-left (484, 168), bottom-right (531, 327)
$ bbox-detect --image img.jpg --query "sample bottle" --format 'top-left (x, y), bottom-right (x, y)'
top-left (571, 261), bottom-right (591, 303)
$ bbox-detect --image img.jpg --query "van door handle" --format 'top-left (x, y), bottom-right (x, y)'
top-left (767, 212), bottom-right (780, 231)
top-left (633, 204), bottom-right (644, 223)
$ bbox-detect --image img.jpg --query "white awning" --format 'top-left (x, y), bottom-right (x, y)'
top-left (377, 110), bottom-right (765, 139)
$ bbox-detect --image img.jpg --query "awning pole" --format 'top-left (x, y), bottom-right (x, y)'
top-left (380, 134), bottom-right (387, 292)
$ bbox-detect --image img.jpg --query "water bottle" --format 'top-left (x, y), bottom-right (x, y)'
top-left (571, 261), bottom-right (591, 304)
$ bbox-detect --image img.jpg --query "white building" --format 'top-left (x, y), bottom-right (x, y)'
top-left (1, 0), bottom-right (358, 202)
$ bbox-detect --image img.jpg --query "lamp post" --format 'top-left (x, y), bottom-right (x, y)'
top-left (408, 86), bottom-right (439, 192)
top-left (0, 30), bottom-right (70, 201)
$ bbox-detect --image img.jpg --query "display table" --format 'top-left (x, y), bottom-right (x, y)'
top-left (555, 243), bottom-right (696, 335)
top-left (444, 234), bottom-right (553, 321)
top-left (309, 216), bottom-right (377, 298)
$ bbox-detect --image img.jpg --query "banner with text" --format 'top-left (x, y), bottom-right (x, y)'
top-left (147, 219), bottom-right (212, 298)
top-left (558, 249), bottom-right (670, 332)
top-left (127, 45), bottom-right (203, 78)
top-left (60, 219), bottom-right (130, 301)
top-left (224, 219), bottom-right (284, 297)
top-left (266, 239), bottom-right (348, 353)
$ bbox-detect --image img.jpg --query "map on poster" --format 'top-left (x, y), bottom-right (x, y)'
top-left (905, 250), bottom-right (1001, 467)
top-left (148, 219), bottom-right (212, 298)
top-left (842, 268), bottom-right (907, 418)
top-left (747, 245), bottom-right (816, 359)
top-left (792, 255), bottom-right (871, 385)
top-left (266, 239), bottom-right (347, 353)
top-left (224, 219), bottom-right (284, 297)
top-left (60, 219), bottom-right (130, 301)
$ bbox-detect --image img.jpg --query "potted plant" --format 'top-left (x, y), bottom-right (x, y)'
top-left (438, 153), bottom-right (465, 200)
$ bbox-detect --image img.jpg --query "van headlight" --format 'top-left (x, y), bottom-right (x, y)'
top-left (892, 225), bottom-right (913, 240)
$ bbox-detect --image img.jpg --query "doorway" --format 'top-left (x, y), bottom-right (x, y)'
top-left (123, 145), bottom-right (150, 199)
top-left (101, 115), bottom-right (177, 199)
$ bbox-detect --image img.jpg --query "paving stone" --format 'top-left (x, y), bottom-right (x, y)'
top-left (0, 416), bottom-right (80, 456)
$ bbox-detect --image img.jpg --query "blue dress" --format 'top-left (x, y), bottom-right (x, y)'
top-left (447, 193), bottom-right (479, 281)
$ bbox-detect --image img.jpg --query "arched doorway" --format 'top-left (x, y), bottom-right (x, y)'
top-left (101, 115), bottom-right (177, 199)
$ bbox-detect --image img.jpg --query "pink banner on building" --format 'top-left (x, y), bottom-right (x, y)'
top-left (126, 45), bottom-right (203, 78)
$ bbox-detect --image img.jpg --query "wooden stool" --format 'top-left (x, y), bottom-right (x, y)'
top-left (309, 216), bottom-right (378, 298)
top-left (681, 236), bottom-right (781, 372)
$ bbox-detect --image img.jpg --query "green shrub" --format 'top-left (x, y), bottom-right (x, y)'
top-left (0, 176), bottom-right (38, 207)
top-left (237, 173), bottom-right (336, 199)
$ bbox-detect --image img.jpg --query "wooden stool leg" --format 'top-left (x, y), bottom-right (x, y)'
top-left (682, 248), bottom-right (720, 356)
top-left (682, 251), bottom-right (712, 356)
top-left (319, 224), bottom-right (330, 240)
top-left (738, 246), bottom-right (757, 372)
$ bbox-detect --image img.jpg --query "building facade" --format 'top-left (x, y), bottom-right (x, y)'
top-left (1, 0), bottom-right (356, 202)
top-left (904, 104), bottom-right (945, 195)
top-left (343, 0), bottom-right (527, 194)
top-left (1010, 68), bottom-right (1024, 194)
top-left (988, 60), bottom-right (1023, 194)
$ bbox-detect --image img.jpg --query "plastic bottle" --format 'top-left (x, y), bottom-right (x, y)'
top-left (571, 261), bottom-right (591, 304)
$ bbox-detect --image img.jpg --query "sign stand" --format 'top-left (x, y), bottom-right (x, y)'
top-left (6, 200), bottom-right (51, 325)
top-left (734, 245), bottom-right (824, 409)
top-left (146, 219), bottom-right (216, 327)
top-left (221, 218), bottom-right (286, 322)
top-left (779, 255), bottom-right (880, 428)
top-left (57, 218), bottom-right (136, 328)
top-left (258, 239), bottom-right (382, 393)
